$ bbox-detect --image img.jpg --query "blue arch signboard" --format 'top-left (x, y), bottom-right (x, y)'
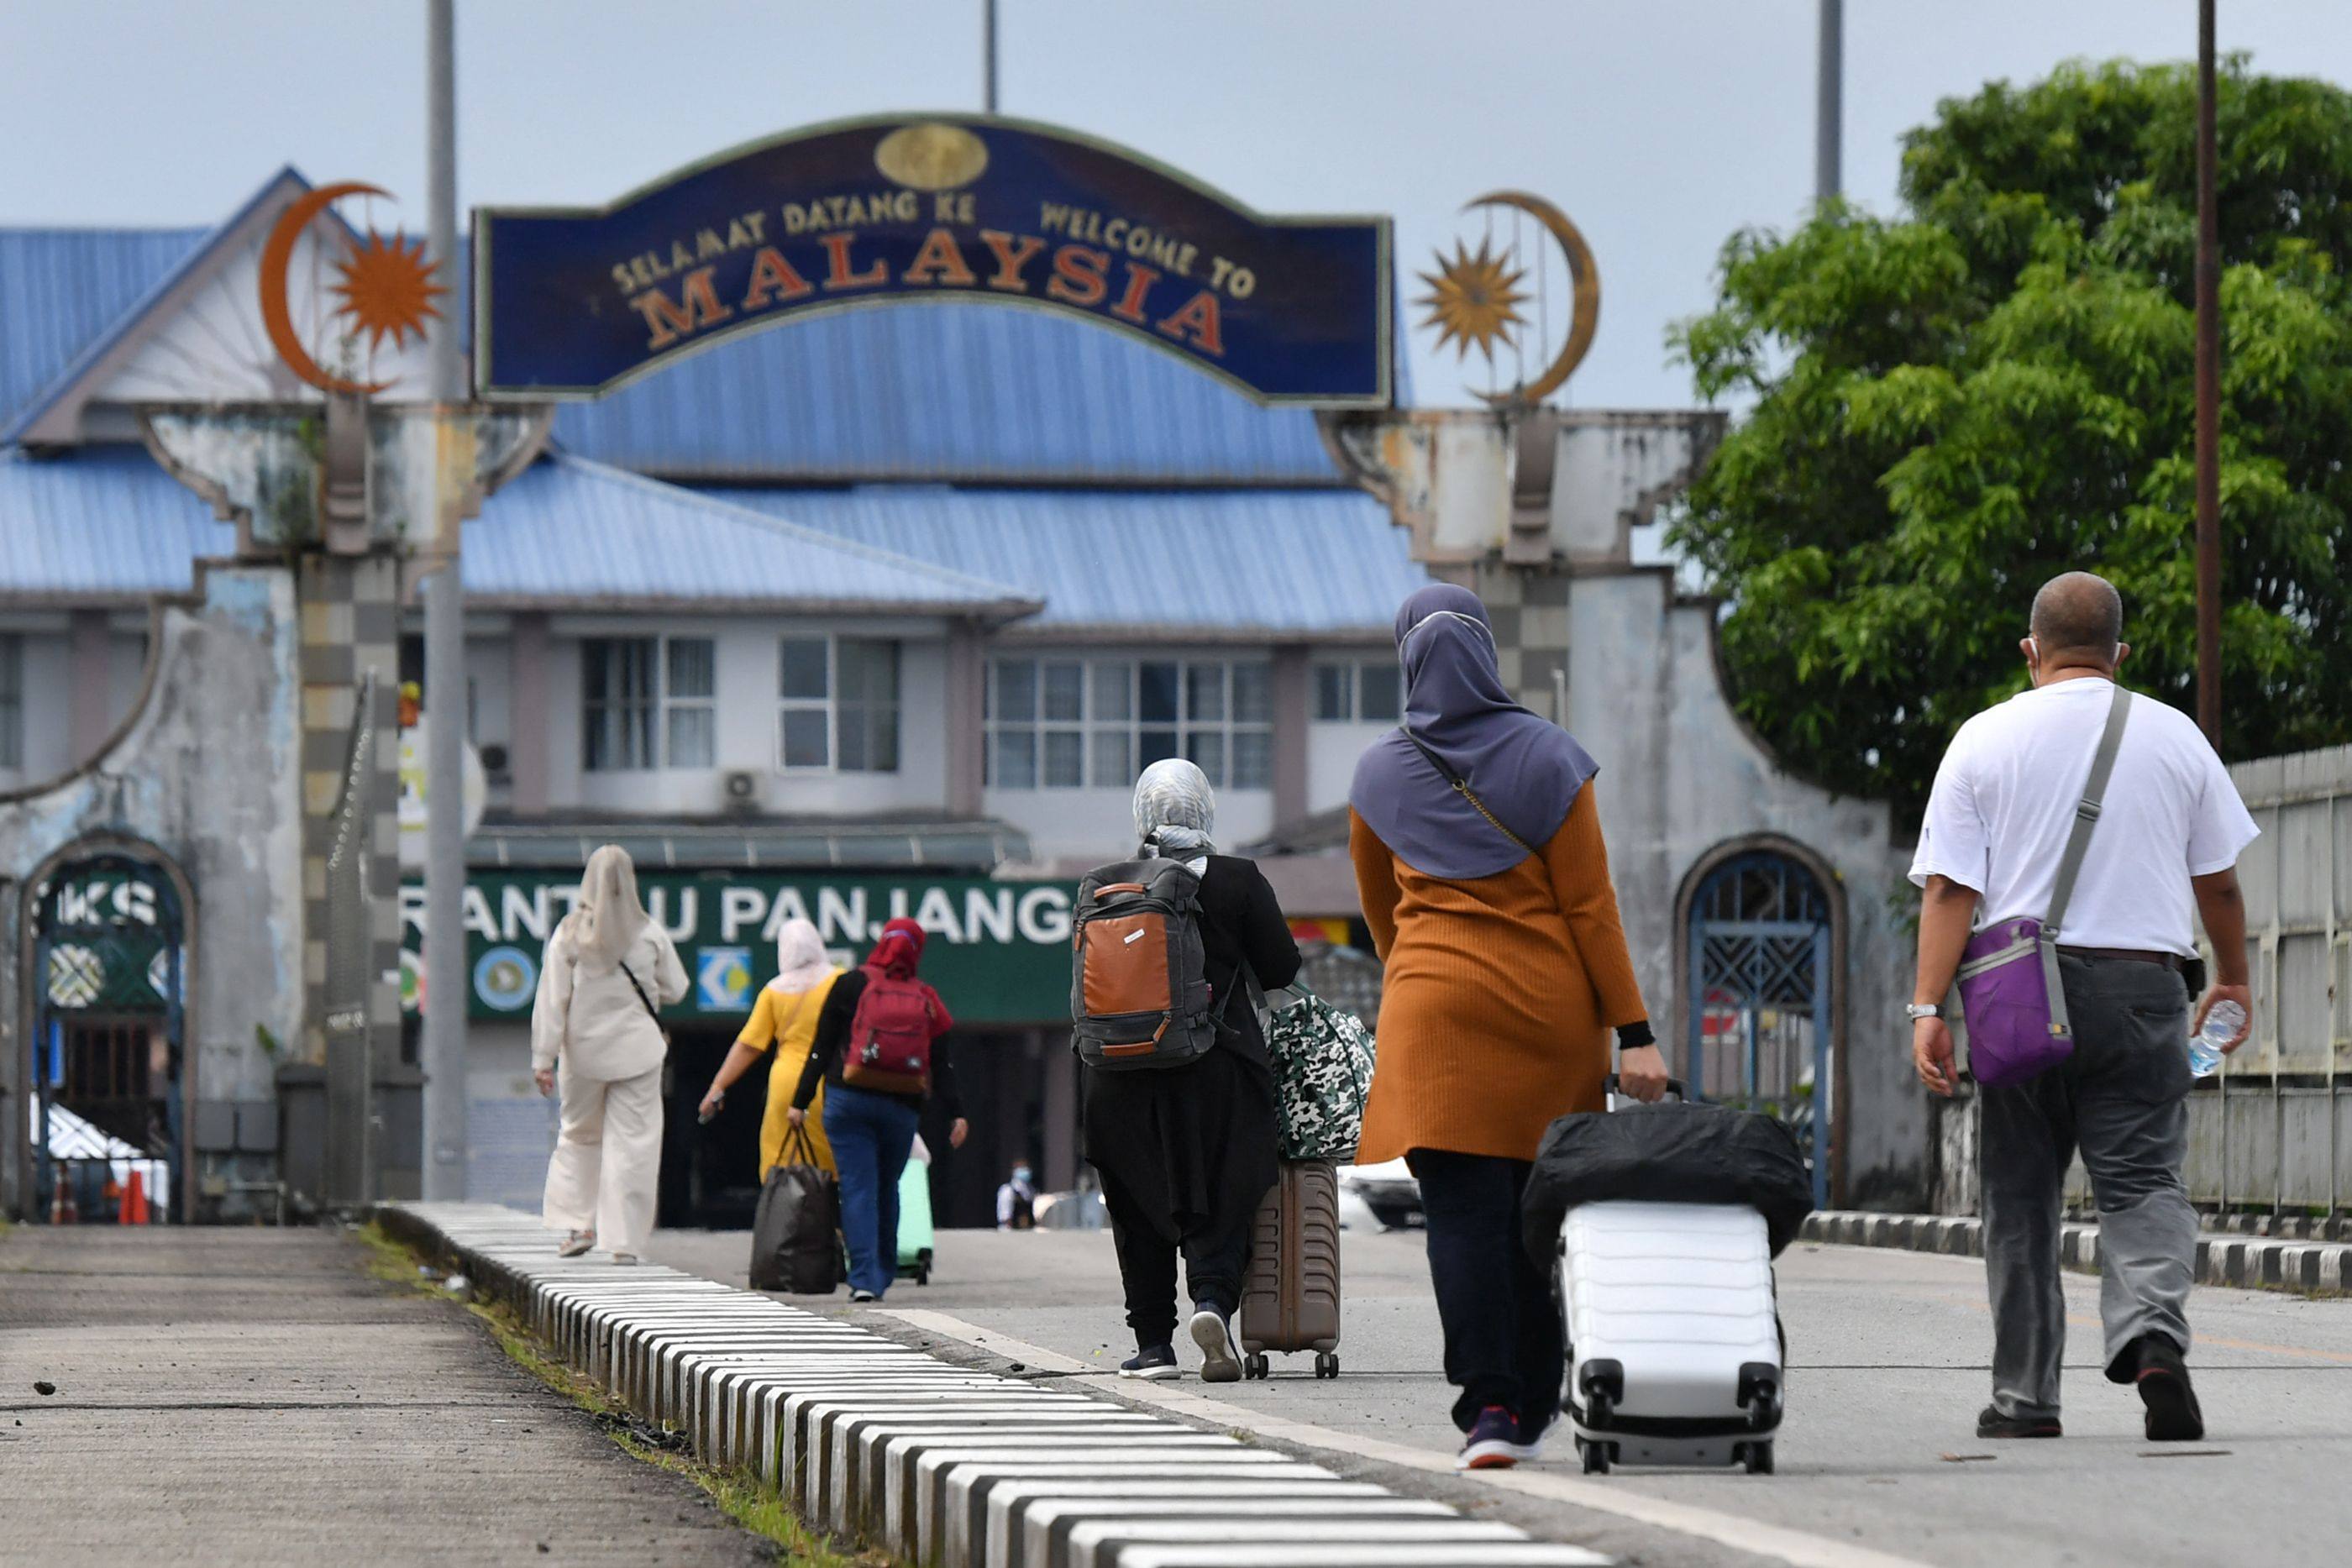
top-left (473, 115), bottom-right (1392, 407)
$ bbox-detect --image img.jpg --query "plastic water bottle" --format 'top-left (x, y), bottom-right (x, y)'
top-left (2189, 999), bottom-right (2244, 1077)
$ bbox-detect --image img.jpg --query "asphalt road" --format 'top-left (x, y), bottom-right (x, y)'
top-left (0, 1225), bottom-right (768, 1568)
top-left (648, 1221), bottom-right (2352, 1568)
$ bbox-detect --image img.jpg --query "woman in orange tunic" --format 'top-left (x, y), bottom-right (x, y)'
top-left (1350, 584), bottom-right (1667, 1471)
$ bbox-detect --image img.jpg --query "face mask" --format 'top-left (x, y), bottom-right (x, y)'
top-left (1012, 1167), bottom-right (1032, 1186)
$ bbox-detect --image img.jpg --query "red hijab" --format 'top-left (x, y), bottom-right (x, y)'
top-left (867, 917), bottom-right (927, 980)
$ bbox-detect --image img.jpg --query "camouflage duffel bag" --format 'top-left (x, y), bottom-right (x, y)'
top-left (1262, 984), bottom-right (1375, 1162)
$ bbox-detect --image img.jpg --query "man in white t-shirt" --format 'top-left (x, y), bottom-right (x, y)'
top-left (1908, 572), bottom-right (2258, 1445)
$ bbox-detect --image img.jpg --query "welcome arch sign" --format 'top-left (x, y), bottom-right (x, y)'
top-left (474, 114), bottom-right (1393, 407)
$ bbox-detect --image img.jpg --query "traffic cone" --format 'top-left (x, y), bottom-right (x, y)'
top-left (120, 1170), bottom-right (150, 1225)
top-left (50, 1177), bottom-right (76, 1225)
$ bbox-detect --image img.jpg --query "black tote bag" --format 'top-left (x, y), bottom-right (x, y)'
top-left (748, 1125), bottom-right (840, 1293)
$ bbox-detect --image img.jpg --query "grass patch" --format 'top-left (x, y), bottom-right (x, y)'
top-left (359, 1221), bottom-right (885, 1567)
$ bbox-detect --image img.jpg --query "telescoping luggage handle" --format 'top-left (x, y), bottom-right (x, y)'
top-left (1603, 1073), bottom-right (1688, 1103)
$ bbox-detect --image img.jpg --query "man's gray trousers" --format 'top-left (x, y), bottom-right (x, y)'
top-left (1979, 952), bottom-right (2200, 1420)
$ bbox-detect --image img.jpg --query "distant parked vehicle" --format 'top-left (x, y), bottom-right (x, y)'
top-left (1336, 1159), bottom-right (1421, 1231)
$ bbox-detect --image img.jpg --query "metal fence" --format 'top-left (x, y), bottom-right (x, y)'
top-left (2063, 744), bottom-right (2352, 1225)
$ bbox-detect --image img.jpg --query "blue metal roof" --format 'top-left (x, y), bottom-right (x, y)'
top-left (548, 299), bottom-right (1348, 485)
top-left (465, 454), bottom-right (1037, 612)
top-left (0, 446), bottom-right (235, 598)
top-left (0, 227), bottom-right (207, 438)
top-left (705, 483), bottom-right (1427, 635)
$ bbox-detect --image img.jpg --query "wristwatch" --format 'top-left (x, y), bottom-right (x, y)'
top-left (1904, 1003), bottom-right (1941, 1020)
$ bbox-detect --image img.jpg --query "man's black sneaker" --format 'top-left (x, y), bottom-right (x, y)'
top-left (1976, 1403), bottom-right (2063, 1439)
top-left (2129, 1335), bottom-right (2205, 1441)
top-left (1119, 1343), bottom-right (1179, 1381)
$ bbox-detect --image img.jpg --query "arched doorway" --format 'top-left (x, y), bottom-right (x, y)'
top-left (28, 848), bottom-right (186, 1223)
top-left (1683, 847), bottom-right (1835, 1207)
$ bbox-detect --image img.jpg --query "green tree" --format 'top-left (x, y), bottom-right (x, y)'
top-left (1672, 58), bottom-right (2352, 818)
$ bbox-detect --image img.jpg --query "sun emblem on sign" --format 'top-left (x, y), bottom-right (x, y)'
top-left (1416, 236), bottom-right (1528, 364)
top-left (330, 229), bottom-right (446, 352)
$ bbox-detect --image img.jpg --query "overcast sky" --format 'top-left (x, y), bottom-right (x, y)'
top-left (7, 1), bottom-right (2349, 410)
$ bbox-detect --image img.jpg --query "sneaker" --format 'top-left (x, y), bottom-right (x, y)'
top-left (1459, 1405), bottom-right (1530, 1470)
top-left (557, 1231), bottom-right (595, 1259)
top-left (611, 1252), bottom-right (639, 1266)
top-left (1513, 1413), bottom-right (1551, 1464)
top-left (2129, 1335), bottom-right (2205, 1441)
top-left (849, 1287), bottom-right (879, 1303)
top-left (1187, 1307), bottom-right (1242, 1383)
top-left (1119, 1344), bottom-right (1180, 1381)
top-left (1976, 1403), bottom-right (2062, 1440)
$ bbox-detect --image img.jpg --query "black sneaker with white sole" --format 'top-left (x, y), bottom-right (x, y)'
top-left (1119, 1343), bottom-right (1179, 1381)
top-left (1188, 1307), bottom-right (1242, 1383)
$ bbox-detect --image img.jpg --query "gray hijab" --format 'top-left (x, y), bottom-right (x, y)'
top-left (1133, 758), bottom-right (1217, 857)
top-left (571, 844), bottom-right (650, 972)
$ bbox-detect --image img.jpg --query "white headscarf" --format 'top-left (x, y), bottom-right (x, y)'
top-left (570, 844), bottom-right (650, 972)
top-left (767, 917), bottom-right (834, 996)
top-left (1133, 758), bottom-right (1217, 857)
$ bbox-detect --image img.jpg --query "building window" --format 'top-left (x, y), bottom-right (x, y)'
top-left (0, 636), bottom-right (19, 768)
top-left (583, 635), bottom-right (714, 771)
top-left (1313, 659), bottom-right (1402, 723)
top-left (779, 636), bottom-right (900, 773)
top-left (988, 657), bottom-right (1273, 790)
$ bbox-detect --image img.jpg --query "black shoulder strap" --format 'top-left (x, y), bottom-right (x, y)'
top-left (1400, 726), bottom-right (1538, 860)
top-left (617, 957), bottom-right (661, 1024)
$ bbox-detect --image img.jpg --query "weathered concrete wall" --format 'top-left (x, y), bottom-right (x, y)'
top-left (1562, 569), bottom-right (1926, 1209)
top-left (0, 564), bottom-right (305, 1220)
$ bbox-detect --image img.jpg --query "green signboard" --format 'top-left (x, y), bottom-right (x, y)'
top-left (398, 872), bottom-right (1072, 1027)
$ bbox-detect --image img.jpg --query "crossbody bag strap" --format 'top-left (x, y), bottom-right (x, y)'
top-left (2035, 684), bottom-right (2133, 1040)
top-left (1399, 726), bottom-right (1538, 861)
top-left (617, 957), bottom-right (663, 1026)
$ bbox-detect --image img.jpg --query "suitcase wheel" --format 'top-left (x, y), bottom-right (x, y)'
top-left (1578, 1438), bottom-right (1611, 1475)
top-left (1313, 1351), bottom-right (1339, 1380)
top-left (1740, 1440), bottom-right (1774, 1476)
top-left (1243, 1353), bottom-right (1270, 1381)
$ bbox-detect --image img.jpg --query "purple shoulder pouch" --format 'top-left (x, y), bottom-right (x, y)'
top-left (1950, 685), bottom-right (2132, 1092)
top-left (1956, 917), bottom-right (2073, 1088)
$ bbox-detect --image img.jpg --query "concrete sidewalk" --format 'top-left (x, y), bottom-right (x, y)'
top-left (0, 1225), bottom-right (769, 1567)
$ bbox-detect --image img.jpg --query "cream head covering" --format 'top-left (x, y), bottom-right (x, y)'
top-left (571, 844), bottom-right (650, 971)
top-left (767, 918), bottom-right (834, 995)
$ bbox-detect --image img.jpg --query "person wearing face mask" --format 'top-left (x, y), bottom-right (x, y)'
top-left (1349, 584), bottom-right (1663, 1471)
top-left (996, 1162), bottom-right (1037, 1230)
top-left (1908, 571), bottom-right (2258, 1444)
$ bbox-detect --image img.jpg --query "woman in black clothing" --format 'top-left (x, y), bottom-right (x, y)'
top-left (1087, 758), bottom-right (1300, 1382)
top-left (788, 916), bottom-right (967, 1302)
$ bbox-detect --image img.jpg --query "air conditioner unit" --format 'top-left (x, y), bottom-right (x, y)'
top-left (722, 769), bottom-right (761, 812)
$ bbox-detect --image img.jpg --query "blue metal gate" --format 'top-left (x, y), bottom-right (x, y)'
top-left (1686, 852), bottom-right (1832, 1207)
top-left (31, 852), bottom-right (185, 1223)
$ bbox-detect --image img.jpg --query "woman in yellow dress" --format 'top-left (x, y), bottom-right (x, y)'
top-left (697, 919), bottom-right (843, 1177)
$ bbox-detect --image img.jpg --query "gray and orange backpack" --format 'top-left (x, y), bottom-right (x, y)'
top-left (1070, 857), bottom-right (1221, 1070)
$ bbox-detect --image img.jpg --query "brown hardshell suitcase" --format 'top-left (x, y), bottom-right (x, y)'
top-left (1238, 1159), bottom-right (1342, 1378)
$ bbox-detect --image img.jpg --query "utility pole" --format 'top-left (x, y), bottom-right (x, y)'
top-left (421, 0), bottom-right (470, 1199)
top-left (2194, 0), bottom-right (2223, 747)
top-left (983, 0), bottom-right (999, 114)
top-left (1815, 0), bottom-right (1843, 205)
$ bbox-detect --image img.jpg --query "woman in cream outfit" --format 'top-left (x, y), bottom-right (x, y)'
top-left (533, 846), bottom-right (687, 1262)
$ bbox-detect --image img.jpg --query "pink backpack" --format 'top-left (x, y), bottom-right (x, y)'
top-left (843, 964), bottom-right (937, 1095)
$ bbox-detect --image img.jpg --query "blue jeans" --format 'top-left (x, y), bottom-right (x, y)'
top-left (823, 1082), bottom-right (920, 1298)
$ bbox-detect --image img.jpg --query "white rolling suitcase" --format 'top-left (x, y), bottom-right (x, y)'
top-left (1559, 1198), bottom-right (1784, 1474)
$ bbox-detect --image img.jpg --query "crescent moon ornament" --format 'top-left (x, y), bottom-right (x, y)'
top-left (258, 181), bottom-right (396, 396)
top-left (1464, 190), bottom-right (1600, 408)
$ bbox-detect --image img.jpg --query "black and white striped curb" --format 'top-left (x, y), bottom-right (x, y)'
top-left (1801, 1210), bottom-right (2350, 1292)
top-left (381, 1204), bottom-right (1607, 1568)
